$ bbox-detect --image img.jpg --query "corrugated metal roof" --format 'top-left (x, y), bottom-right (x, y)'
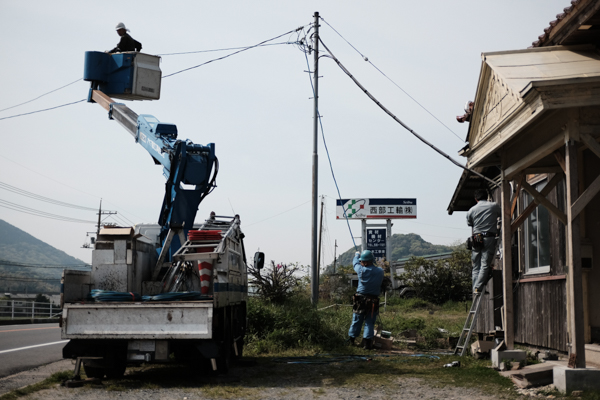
top-left (482, 45), bottom-right (600, 97)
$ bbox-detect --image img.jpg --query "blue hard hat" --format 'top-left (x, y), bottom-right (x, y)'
top-left (359, 250), bottom-right (374, 262)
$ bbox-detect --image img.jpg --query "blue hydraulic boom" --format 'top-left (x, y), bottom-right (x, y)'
top-left (83, 51), bottom-right (218, 259)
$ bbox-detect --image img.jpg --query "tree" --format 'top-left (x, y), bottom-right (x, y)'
top-left (397, 248), bottom-right (471, 304)
top-left (34, 293), bottom-right (50, 303)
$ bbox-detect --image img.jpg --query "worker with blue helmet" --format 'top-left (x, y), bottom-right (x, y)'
top-left (347, 249), bottom-right (384, 349)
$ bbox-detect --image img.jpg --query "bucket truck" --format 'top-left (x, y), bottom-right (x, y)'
top-left (60, 51), bottom-right (256, 378)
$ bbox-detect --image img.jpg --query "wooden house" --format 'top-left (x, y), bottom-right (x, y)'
top-left (448, 0), bottom-right (600, 367)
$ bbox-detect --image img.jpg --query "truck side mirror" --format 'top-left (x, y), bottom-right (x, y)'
top-left (254, 252), bottom-right (264, 269)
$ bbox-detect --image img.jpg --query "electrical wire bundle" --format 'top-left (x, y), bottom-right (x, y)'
top-left (90, 289), bottom-right (142, 302)
top-left (142, 291), bottom-right (210, 302)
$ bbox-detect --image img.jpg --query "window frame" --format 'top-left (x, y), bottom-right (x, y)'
top-left (523, 177), bottom-right (551, 275)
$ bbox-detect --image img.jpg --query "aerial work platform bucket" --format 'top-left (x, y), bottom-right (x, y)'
top-left (84, 51), bottom-right (161, 101)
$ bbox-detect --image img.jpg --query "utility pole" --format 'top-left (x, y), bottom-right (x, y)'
top-left (96, 199), bottom-right (117, 236)
top-left (317, 195), bottom-right (324, 283)
top-left (310, 11), bottom-right (320, 306)
top-left (333, 239), bottom-right (337, 274)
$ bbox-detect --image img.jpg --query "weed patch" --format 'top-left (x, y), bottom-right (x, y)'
top-left (0, 371), bottom-right (71, 400)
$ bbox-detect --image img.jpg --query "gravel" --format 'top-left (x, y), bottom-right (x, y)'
top-left (0, 359), bottom-right (519, 400)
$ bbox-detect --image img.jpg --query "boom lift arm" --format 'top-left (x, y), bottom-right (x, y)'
top-left (87, 88), bottom-right (218, 259)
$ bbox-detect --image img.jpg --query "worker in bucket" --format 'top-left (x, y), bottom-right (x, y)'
top-left (346, 250), bottom-right (384, 349)
top-left (109, 22), bottom-right (142, 53)
top-left (466, 189), bottom-right (501, 294)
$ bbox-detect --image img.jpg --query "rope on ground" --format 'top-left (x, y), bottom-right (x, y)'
top-left (273, 353), bottom-right (440, 364)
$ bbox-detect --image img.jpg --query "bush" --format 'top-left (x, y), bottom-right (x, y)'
top-left (248, 261), bottom-right (304, 304)
top-left (246, 293), bottom-right (349, 353)
top-left (397, 248), bottom-right (471, 305)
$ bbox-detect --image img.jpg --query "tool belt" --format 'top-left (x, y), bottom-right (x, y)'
top-left (468, 232), bottom-right (497, 251)
top-left (352, 293), bottom-right (380, 316)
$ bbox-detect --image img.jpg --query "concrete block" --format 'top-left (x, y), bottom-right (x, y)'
top-left (471, 340), bottom-right (495, 354)
top-left (491, 349), bottom-right (526, 369)
top-left (553, 366), bottom-right (600, 393)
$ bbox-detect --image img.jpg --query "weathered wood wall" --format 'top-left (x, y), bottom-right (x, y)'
top-left (513, 279), bottom-right (568, 351)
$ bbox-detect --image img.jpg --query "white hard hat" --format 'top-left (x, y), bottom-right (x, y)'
top-left (115, 22), bottom-right (130, 32)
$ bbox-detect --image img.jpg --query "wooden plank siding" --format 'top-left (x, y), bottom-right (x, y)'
top-left (513, 279), bottom-right (568, 351)
top-left (474, 174), bottom-right (569, 350)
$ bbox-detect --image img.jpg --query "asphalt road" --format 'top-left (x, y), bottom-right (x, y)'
top-left (0, 323), bottom-right (67, 378)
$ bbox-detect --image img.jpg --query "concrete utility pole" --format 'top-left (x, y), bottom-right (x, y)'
top-left (310, 11), bottom-right (320, 306)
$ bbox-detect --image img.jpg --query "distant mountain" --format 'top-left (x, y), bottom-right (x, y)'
top-left (330, 233), bottom-right (455, 271)
top-left (0, 219), bottom-right (87, 294)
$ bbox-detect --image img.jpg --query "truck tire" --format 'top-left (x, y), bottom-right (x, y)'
top-left (104, 345), bottom-right (127, 379)
top-left (215, 346), bottom-right (230, 374)
top-left (83, 365), bottom-right (105, 379)
top-left (105, 362), bottom-right (126, 379)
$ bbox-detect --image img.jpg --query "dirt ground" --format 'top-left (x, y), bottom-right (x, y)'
top-left (0, 355), bottom-right (520, 400)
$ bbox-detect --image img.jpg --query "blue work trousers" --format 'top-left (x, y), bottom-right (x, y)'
top-left (348, 311), bottom-right (377, 339)
top-left (472, 237), bottom-right (497, 291)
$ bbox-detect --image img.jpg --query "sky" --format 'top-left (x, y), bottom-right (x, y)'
top-left (0, 0), bottom-right (569, 267)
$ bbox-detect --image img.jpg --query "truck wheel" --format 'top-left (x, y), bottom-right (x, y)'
top-left (83, 365), bottom-right (105, 379)
top-left (105, 362), bottom-right (126, 379)
top-left (105, 347), bottom-right (127, 379)
top-left (216, 347), bottom-right (230, 374)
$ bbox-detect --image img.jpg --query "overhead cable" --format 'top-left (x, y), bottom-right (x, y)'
top-left (0, 141), bottom-right (143, 224)
top-left (157, 41), bottom-right (297, 56)
top-left (163, 26), bottom-right (306, 78)
top-left (0, 276), bottom-right (61, 282)
top-left (0, 78), bottom-right (82, 113)
top-left (245, 200), bottom-right (311, 227)
top-left (0, 181), bottom-right (98, 211)
top-left (0, 259), bottom-right (90, 269)
top-left (318, 38), bottom-right (499, 188)
top-left (0, 99), bottom-right (86, 122)
top-left (0, 199), bottom-right (96, 224)
top-left (319, 17), bottom-right (464, 143)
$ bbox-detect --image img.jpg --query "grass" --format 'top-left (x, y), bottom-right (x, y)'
top-left (6, 295), bottom-right (600, 399)
top-left (0, 371), bottom-right (71, 400)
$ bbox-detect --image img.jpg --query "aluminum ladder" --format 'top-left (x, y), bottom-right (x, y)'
top-left (454, 292), bottom-right (483, 356)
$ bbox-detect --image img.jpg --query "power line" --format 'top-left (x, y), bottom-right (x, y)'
top-left (318, 38), bottom-right (499, 188)
top-left (319, 17), bottom-right (464, 143)
top-left (157, 41), bottom-right (297, 56)
top-left (0, 78), bottom-right (82, 113)
top-left (0, 276), bottom-right (61, 282)
top-left (0, 259), bottom-right (90, 269)
top-left (0, 181), bottom-right (98, 211)
top-left (244, 200), bottom-right (311, 227)
top-left (0, 199), bottom-right (96, 224)
top-left (0, 99), bottom-right (86, 121)
top-left (163, 27), bottom-right (306, 78)
top-left (0, 154), bottom-right (144, 223)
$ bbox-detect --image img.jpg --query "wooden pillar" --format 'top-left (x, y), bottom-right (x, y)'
top-left (501, 174), bottom-right (514, 348)
top-left (566, 138), bottom-right (586, 368)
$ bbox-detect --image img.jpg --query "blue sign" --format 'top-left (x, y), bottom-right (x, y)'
top-left (367, 228), bottom-right (386, 259)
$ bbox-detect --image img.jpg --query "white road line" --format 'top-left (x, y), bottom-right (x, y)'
top-left (0, 340), bottom-right (69, 354)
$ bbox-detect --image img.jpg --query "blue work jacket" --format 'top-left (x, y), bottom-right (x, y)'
top-left (353, 255), bottom-right (384, 296)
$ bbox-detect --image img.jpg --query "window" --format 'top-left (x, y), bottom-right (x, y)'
top-left (524, 179), bottom-right (551, 274)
